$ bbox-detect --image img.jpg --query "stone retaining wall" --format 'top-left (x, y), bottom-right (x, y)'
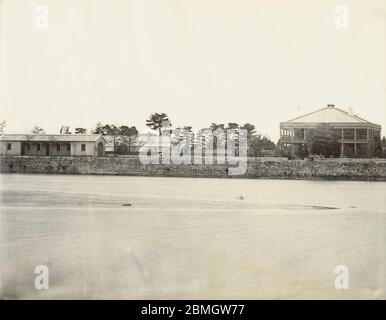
top-left (1, 156), bottom-right (386, 181)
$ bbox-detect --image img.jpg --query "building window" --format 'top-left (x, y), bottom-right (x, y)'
top-left (7, 143), bottom-right (11, 150)
top-left (333, 129), bottom-right (342, 139)
top-left (37, 144), bottom-right (41, 151)
top-left (57, 144), bottom-right (61, 152)
top-left (343, 129), bottom-right (355, 140)
top-left (67, 144), bottom-right (71, 152)
top-left (81, 144), bottom-right (86, 151)
top-left (294, 128), bottom-right (305, 140)
top-left (26, 144), bottom-right (30, 151)
top-left (357, 129), bottom-right (367, 140)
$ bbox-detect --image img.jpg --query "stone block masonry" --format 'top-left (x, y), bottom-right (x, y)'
top-left (1, 156), bottom-right (386, 181)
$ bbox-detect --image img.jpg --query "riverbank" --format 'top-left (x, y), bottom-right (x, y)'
top-left (1, 155), bottom-right (386, 181)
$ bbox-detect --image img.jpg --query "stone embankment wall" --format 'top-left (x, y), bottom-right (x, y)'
top-left (1, 156), bottom-right (386, 181)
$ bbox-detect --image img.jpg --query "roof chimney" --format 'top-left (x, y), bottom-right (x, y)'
top-left (327, 104), bottom-right (335, 108)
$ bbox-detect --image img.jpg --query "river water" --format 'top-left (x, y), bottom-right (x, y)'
top-left (0, 174), bottom-right (385, 299)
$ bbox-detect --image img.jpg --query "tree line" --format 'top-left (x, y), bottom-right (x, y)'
top-left (23, 113), bottom-right (277, 157)
top-left (2, 115), bottom-right (385, 158)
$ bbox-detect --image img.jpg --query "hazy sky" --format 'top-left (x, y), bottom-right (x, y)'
top-left (1, 0), bottom-right (385, 142)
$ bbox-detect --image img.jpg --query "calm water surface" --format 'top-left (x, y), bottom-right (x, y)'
top-left (0, 174), bottom-right (385, 299)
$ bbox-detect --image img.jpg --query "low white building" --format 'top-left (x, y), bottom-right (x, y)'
top-left (0, 134), bottom-right (106, 157)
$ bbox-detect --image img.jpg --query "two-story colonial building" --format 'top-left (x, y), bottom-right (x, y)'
top-left (279, 104), bottom-right (382, 157)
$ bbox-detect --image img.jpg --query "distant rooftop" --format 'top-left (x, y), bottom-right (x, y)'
top-left (284, 105), bottom-right (378, 124)
top-left (0, 134), bottom-right (103, 142)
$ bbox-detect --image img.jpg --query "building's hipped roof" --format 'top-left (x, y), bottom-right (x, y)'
top-left (284, 105), bottom-right (376, 124)
top-left (0, 134), bottom-right (103, 142)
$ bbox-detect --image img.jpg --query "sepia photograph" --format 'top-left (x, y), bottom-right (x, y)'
top-left (0, 0), bottom-right (385, 305)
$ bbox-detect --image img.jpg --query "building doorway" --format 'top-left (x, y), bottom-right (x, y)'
top-left (97, 142), bottom-right (104, 156)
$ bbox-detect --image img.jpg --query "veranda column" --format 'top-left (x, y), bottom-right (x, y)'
top-left (354, 129), bottom-right (357, 156)
top-left (340, 128), bottom-right (344, 157)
